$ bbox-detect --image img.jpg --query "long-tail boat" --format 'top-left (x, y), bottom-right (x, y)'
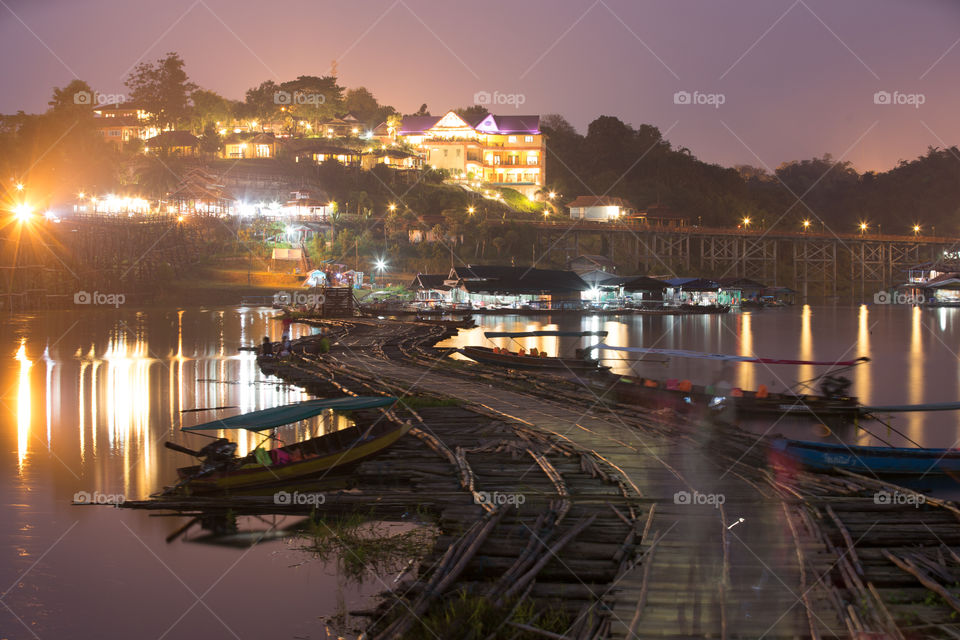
top-left (770, 438), bottom-right (960, 477)
top-left (588, 343), bottom-right (869, 420)
top-left (458, 330), bottom-right (611, 372)
top-left (164, 396), bottom-right (408, 493)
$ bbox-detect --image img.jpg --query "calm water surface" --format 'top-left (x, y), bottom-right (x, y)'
top-left (0, 308), bottom-right (377, 640)
top-left (3, 303), bottom-right (960, 638)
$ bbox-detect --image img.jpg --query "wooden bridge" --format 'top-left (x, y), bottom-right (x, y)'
top-left (0, 214), bottom-right (210, 311)
top-left (525, 220), bottom-right (960, 299)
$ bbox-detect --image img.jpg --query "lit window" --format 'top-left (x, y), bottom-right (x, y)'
top-left (524, 135), bottom-right (533, 142)
top-left (508, 136), bottom-right (517, 143)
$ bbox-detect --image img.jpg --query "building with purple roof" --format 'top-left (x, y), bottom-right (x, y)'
top-left (394, 110), bottom-right (545, 198)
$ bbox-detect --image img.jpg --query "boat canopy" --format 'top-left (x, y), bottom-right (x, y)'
top-left (585, 343), bottom-right (868, 366)
top-left (183, 397), bottom-right (397, 432)
top-left (484, 330), bottom-right (609, 339)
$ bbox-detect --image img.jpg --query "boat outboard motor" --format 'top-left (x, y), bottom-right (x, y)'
top-left (819, 375), bottom-right (852, 399)
top-left (196, 438), bottom-right (238, 473)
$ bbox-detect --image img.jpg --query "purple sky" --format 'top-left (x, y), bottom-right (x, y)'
top-left (2, 0), bottom-right (959, 172)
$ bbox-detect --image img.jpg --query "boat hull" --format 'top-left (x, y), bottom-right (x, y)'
top-left (175, 421), bottom-right (412, 492)
top-left (771, 438), bottom-right (960, 476)
top-left (596, 376), bottom-right (859, 420)
top-left (459, 346), bottom-right (607, 372)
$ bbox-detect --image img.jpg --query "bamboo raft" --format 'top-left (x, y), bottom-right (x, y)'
top-left (124, 318), bottom-right (960, 639)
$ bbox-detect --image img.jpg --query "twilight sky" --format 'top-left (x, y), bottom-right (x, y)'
top-left (2, 0), bottom-right (958, 172)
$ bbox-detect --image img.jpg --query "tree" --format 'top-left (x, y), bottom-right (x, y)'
top-left (344, 87), bottom-right (380, 125)
top-left (241, 80), bottom-right (282, 126)
top-left (48, 79), bottom-right (97, 113)
top-left (279, 76), bottom-right (343, 128)
top-left (413, 104), bottom-right (430, 116)
top-left (191, 89), bottom-right (234, 129)
top-left (125, 52), bottom-right (197, 129)
top-left (454, 105), bottom-right (488, 123)
top-left (198, 123), bottom-right (222, 155)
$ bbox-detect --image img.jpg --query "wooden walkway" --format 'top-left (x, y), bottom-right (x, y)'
top-left (303, 322), bottom-right (841, 638)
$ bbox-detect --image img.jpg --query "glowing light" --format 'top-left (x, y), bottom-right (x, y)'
top-left (467, 206), bottom-right (475, 214)
top-left (742, 216), bottom-right (751, 227)
top-left (859, 222), bottom-right (868, 232)
top-left (802, 219), bottom-right (811, 229)
top-left (548, 191), bottom-right (556, 199)
top-left (177, 215), bottom-right (184, 222)
top-left (15, 182), bottom-right (24, 191)
top-left (375, 259), bottom-right (387, 272)
top-left (913, 224), bottom-right (921, 234)
top-left (388, 203), bottom-right (397, 212)
top-left (13, 203), bottom-right (32, 221)
top-left (78, 191), bottom-right (85, 199)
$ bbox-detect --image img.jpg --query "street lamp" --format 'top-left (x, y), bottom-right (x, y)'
top-left (467, 206), bottom-right (475, 215)
top-left (913, 224), bottom-right (921, 236)
top-left (742, 216), bottom-right (751, 228)
top-left (15, 182), bottom-right (23, 191)
top-left (12, 203), bottom-right (32, 222)
top-left (859, 222), bottom-right (868, 235)
top-left (548, 191), bottom-right (556, 200)
top-left (802, 219), bottom-right (811, 232)
top-left (373, 258), bottom-right (387, 286)
top-left (388, 203), bottom-right (397, 213)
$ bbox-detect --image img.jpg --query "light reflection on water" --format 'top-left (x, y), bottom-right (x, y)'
top-left (0, 307), bottom-right (378, 640)
top-left (20, 309), bottom-right (344, 495)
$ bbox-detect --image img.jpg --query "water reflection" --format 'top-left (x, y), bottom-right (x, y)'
top-left (908, 306), bottom-right (924, 441)
top-left (738, 312), bottom-right (754, 391)
top-left (855, 304), bottom-right (872, 413)
top-left (16, 339), bottom-right (31, 473)
top-left (6, 309), bottom-right (335, 497)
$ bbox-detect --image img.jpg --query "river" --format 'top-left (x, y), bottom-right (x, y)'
top-left (2, 303), bottom-right (959, 638)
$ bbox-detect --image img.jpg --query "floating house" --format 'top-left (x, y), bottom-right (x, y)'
top-left (663, 277), bottom-right (738, 306)
top-left (580, 271), bottom-right (666, 303)
top-left (409, 274), bottom-right (450, 305)
top-left (441, 265), bottom-right (588, 309)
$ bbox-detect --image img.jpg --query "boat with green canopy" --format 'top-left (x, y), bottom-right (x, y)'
top-left (164, 396), bottom-right (409, 493)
